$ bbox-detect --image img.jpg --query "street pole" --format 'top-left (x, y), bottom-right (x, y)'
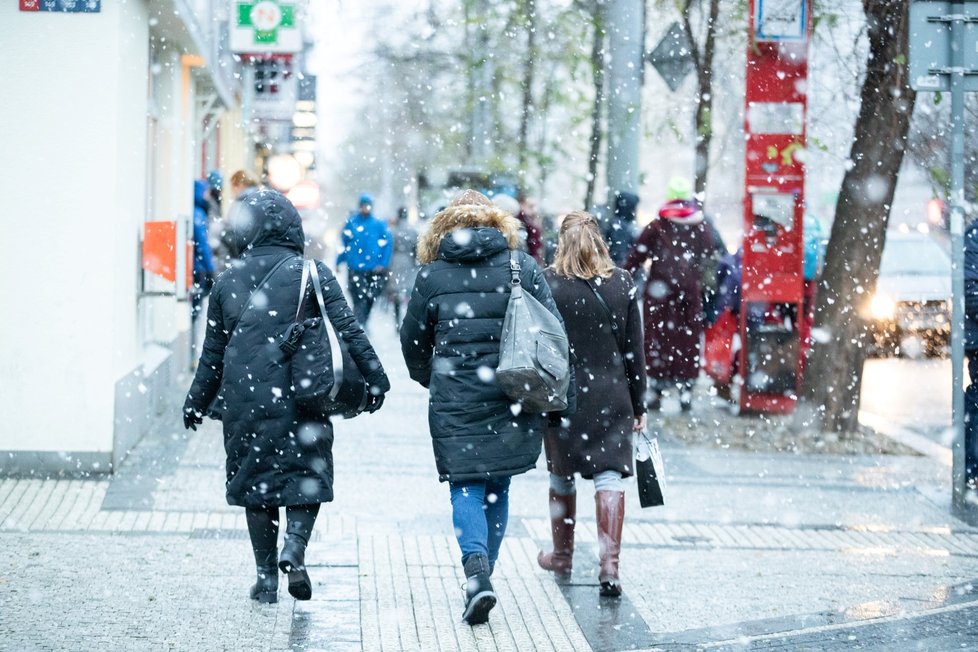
top-left (604, 0), bottom-right (643, 200)
top-left (950, 0), bottom-right (969, 512)
top-left (469, 0), bottom-right (492, 167)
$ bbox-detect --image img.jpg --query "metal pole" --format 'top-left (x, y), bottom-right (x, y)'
top-left (605, 0), bottom-right (643, 200)
top-left (950, 1), bottom-right (969, 511)
top-left (469, 0), bottom-right (492, 167)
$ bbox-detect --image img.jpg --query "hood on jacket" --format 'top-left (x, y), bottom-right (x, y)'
top-left (417, 189), bottom-right (522, 264)
top-left (194, 179), bottom-right (209, 211)
top-left (613, 191), bottom-right (639, 221)
top-left (658, 199), bottom-right (704, 225)
top-left (236, 189), bottom-right (306, 254)
top-left (438, 227), bottom-right (509, 263)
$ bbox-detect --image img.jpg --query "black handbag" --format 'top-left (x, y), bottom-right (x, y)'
top-left (636, 429), bottom-right (665, 508)
top-left (281, 259), bottom-right (369, 421)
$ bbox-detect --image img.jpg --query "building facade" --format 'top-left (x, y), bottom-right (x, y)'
top-left (0, 0), bottom-right (310, 475)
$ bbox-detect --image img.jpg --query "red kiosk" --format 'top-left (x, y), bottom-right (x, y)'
top-left (738, 0), bottom-right (812, 414)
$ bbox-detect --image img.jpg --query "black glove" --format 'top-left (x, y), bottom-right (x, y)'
top-left (547, 413), bottom-right (563, 428)
top-left (183, 402), bottom-right (204, 431)
top-left (365, 392), bottom-right (386, 414)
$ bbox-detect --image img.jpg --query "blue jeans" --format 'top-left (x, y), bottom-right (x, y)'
top-left (448, 477), bottom-right (511, 565)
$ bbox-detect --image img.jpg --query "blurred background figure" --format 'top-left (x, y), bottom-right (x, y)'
top-left (192, 179), bottom-right (216, 321)
top-left (625, 187), bottom-right (717, 412)
top-left (516, 190), bottom-right (544, 263)
top-left (386, 207), bottom-right (420, 331)
top-left (965, 219), bottom-right (978, 487)
top-left (337, 193), bottom-right (392, 326)
top-left (664, 177), bottom-right (727, 324)
top-left (206, 169), bottom-right (224, 217)
top-left (217, 169), bottom-right (262, 263)
top-left (604, 191), bottom-right (639, 267)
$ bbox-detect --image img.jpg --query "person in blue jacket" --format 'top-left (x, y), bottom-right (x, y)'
top-left (336, 194), bottom-right (393, 325)
top-left (192, 179), bottom-right (216, 320)
top-left (964, 220), bottom-right (978, 487)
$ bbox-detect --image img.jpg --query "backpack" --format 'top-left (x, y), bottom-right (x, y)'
top-left (496, 251), bottom-right (571, 412)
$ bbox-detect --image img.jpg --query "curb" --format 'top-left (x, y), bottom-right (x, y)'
top-left (859, 410), bottom-right (952, 466)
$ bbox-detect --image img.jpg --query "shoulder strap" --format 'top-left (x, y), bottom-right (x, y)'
top-left (232, 254), bottom-right (295, 332)
top-left (307, 260), bottom-right (330, 322)
top-left (508, 250), bottom-right (523, 296)
top-left (584, 277), bottom-right (625, 354)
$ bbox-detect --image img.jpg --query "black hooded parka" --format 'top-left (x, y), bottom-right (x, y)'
top-left (399, 227), bottom-right (569, 482)
top-left (186, 190), bottom-right (389, 508)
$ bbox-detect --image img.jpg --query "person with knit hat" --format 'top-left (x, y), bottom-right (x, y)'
top-left (337, 193), bottom-right (393, 326)
top-left (671, 178), bottom-right (727, 324)
top-left (624, 178), bottom-right (719, 411)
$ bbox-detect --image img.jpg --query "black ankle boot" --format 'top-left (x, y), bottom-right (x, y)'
top-left (250, 549), bottom-right (278, 604)
top-left (461, 554), bottom-right (496, 625)
top-left (279, 523), bottom-right (312, 600)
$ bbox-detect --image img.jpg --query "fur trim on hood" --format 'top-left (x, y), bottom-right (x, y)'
top-left (417, 190), bottom-right (523, 264)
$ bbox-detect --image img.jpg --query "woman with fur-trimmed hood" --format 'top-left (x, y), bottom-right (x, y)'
top-left (400, 189), bottom-right (569, 626)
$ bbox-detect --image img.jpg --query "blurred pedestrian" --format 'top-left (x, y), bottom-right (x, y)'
top-left (386, 207), bottom-right (419, 331)
top-left (538, 211), bottom-right (646, 597)
top-left (604, 191), bottom-right (639, 266)
top-left (207, 169), bottom-right (224, 215)
top-left (220, 169), bottom-right (262, 262)
top-left (192, 179), bottom-right (216, 321)
top-left (665, 177), bottom-right (727, 324)
top-left (624, 192), bottom-right (716, 411)
top-left (966, 220), bottom-right (978, 486)
top-left (182, 189), bottom-right (390, 604)
top-left (399, 190), bottom-right (568, 625)
top-left (337, 193), bottom-right (392, 326)
top-left (516, 191), bottom-right (544, 263)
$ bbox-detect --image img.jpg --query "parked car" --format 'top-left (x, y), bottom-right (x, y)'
top-left (865, 229), bottom-right (951, 356)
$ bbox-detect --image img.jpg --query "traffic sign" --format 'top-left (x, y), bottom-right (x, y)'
top-left (648, 22), bottom-right (694, 92)
top-left (909, 1), bottom-right (978, 91)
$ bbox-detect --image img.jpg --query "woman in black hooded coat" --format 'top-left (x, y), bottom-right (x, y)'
top-left (183, 189), bottom-right (389, 604)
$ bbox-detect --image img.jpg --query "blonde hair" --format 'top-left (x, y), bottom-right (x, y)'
top-left (230, 169), bottom-right (260, 189)
top-left (552, 211), bottom-right (615, 279)
top-left (416, 190), bottom-right (524, 264)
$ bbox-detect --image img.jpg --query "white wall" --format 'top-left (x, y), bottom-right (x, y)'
top-left (0, 1), bottom-right (148, 455)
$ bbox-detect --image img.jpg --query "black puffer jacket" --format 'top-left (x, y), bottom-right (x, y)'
top-left (400, 227), bottom-right (569, 482)
top-left (186, 190), bottom-right (389, 508)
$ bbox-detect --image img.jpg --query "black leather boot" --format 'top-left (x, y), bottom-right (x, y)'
top-left (461, 554), bottom-right (496, 625)
top-left (249, 548), bottom-right (278, 604)
top-left (279, 522), bottom-right (312, 600)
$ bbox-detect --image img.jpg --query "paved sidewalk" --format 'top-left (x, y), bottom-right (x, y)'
top-left (2, 327), bottom-right (978, 650)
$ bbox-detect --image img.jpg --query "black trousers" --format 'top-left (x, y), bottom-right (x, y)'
top-left (348, 271), bottom-right (387, 325)
top-left (245, 504), bottom-right (320, 559)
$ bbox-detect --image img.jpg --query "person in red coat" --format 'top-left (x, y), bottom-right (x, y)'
top-left (624, 197), bottom-right (716, 411)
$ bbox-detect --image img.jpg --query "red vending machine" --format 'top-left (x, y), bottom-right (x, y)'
top-left (739, 0), bottom-right (812, 414)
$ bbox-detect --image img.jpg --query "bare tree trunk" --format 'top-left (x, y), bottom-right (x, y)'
top-left (681, 0), bottom-right (720, 198)
top-left (584, 2), bottom-right (605, 210)
top-left (518, 0), bottom-right (536, 177)
top-left (799, 0), bottom-right (916, 433)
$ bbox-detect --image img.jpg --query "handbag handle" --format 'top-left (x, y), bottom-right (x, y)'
top-left (294, 259), bottom-right (331, 324)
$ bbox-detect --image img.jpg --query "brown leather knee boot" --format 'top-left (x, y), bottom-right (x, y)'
top-left (595, 490), bottom-right (624, 597)
top-left (537, 489), bottom-right (576, 579)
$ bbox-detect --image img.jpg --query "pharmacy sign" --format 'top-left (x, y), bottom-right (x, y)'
top-left (230, 1), bottom-right (301, 53)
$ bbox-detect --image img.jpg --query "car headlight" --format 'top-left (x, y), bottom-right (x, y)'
top-left (869, 293), bottom-right (896, 320)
